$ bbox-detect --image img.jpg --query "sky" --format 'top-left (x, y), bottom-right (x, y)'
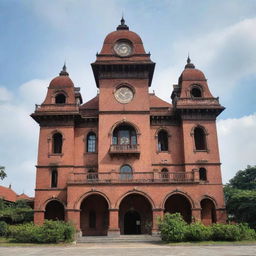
top-left (0, 0), bottom-right (255, 196)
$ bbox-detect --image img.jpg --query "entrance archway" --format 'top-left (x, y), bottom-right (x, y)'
top-left (164, 194), bottom-right (192, 223)
top-left (124, 210), bottom-right (141, 234)
top-left (201, 198), bottom-right (216, 225)
top-left (119, 193), bottom-right (152, 235)
top-left (80, 194), bottom-right (109, 236)
top-left (45, 200), bottom-right (65, 221)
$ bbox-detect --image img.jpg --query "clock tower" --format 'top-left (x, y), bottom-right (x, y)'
top-left (91, 18), bottom-right (155, 173)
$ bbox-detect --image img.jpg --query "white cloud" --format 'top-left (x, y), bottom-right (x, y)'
top-left (0, 80), bottom-right (48, 196)
top-left (217, 113), bottom-right (256, 184)
top-left (0, 87), bottom-right (13, 102)
top-left (152, 17), bottom-right (256, 102)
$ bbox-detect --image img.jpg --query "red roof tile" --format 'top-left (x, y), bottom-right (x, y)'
top-left (149, 94), bottom-right (172, 108)
top-left (0, 185), bottom-right (17, 202)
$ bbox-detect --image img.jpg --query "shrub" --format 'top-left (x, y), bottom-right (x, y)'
top-left (237, 223), bottom-right (256, 240)
top-left (185, 222), bottom-right (212, 241)
top-left (0, 221), bottom-right (7, 236)
top-left (211, 223), bottom-right (242, 241)
top-left (7, 220), bottom-right (75, 243)
top-left (158, 213), bottom-right (188, 242)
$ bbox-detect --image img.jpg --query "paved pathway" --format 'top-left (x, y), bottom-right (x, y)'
top-left (0, 243), bottom-right (256, 256)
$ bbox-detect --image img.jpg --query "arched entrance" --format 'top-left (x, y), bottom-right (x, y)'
top-left (119, 193), bottom-right (152, 235)
top-left (124, 210), bottom-right (141, 234)
top-left (201, 198), bottom-right (216, 225)
top-left (80, 194), bottom-right (109, 236)
top-left (164, 194), bottom-right (192, 223)
top-left (44, 200), bottom-right (65, 221)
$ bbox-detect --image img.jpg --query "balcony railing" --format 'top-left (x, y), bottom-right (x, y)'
top-left (68, 171), bottom-right (197, 184)
top-left (174, 97), bottom-right (220, 106)
top-left (35, 103), bottom-right (79, 112)
top-left (109, 144), bottom-right (140, 156)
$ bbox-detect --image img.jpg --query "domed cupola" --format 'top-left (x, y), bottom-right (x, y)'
top-left (91, 18), bottom-right (155, 87)
top-left (171, 57), bottom-right (224, 117)
top-left (32, 64), bottom-right (82, 118)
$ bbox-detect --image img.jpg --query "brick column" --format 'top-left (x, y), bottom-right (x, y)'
top-left (34, 210), bottom-right (44, 225)
top-left (108, 208), bottom-right (120, 236)
top-left (191, 208), bottom-right (201, 222)
top-left (66, 209), bottom-right (81, 231)
top-left (152, 208), bottom-right (164, 236)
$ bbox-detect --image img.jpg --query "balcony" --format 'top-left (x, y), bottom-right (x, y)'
top-left (68, 171), bottom-right (198, 185)
top-left (109, 144), bottom-right (140, 157)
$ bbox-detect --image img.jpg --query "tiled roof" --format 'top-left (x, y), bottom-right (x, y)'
top-left (0, 186), bottom-right (32, 202)
top-left (0, 185), bottom-right (17, 202)
top-left (149, 94), bottom-right (172, 108)
top-left (80, 95), bottom-right (99, 109)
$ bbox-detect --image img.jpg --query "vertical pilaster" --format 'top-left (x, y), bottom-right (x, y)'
top-left (108, 209), bottom-right (120, 236)
top-left (152, 209), bottom-right (164, 235)
top-left (192, 208), bottom-right (201, 222)
top-left (34, 210), bottom-right (44, 225)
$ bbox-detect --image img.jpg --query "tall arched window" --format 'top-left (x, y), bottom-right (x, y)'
top-left (199, 168), bottom-right (207, 181)
top-left (51, 169), bottom-right (58, 188)
top-left (55, 93), bottom-right (66, 104)
top-left (194, 127), bottom-right (206, 150)
top-left (112, 124), bottom-right (137, 146)
top-left (87, 132), bottom-right (96, 152)
top-left (158, 130), bottom-right (168, 151)
top-left (52, 132), bottom-right (63, 154)
top-left (120, 165), bottom-right (133, 180)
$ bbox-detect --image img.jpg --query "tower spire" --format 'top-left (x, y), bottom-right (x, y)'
top-left (59, 62), bottom-right (69, 76)
top-left (117, 15), bottom-right (129, 30)
top-left (185, 54), bottom-right (195, 69)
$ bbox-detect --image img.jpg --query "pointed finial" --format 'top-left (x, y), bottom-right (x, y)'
top-left (59, 62), bottom-right (69, 76)
top-left (117, 15), bottom-right (129, 30)
top-left (185, 54), bottom-right (195, 69)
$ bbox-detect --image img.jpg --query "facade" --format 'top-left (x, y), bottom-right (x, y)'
top-left (32, 19), bottom-right (226, 236)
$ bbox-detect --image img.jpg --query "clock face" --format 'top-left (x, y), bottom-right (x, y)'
top-left (114, 42), bottom-right (132, 56)
top-left (114, 86), bottom-right (134, 104)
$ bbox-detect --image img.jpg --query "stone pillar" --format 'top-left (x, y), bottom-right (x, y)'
top-left (193, 168), bottom-right (199, 182)
top-left (66, 209), bottom-right (81, 231)
top-left (34, 210), bottom-right (44, 225)
top-left (108, 209), bottom-right (120, 236)
top-left (191, 208), bottom-right (201, 222)
top-left (152, 208), bottom-right (164, 236)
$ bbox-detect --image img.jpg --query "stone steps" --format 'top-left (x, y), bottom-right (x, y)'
top-left (76, 235), bottom-right (162, 243)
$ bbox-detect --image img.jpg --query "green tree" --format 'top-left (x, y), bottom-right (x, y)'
top-left (224, 165), bottom-right (256, 229)
top-left (0, 166), bottom-right (7, 180)
top-left (229, 165), bottom-right (256, 190)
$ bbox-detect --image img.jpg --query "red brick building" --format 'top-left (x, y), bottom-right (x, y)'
top-left (32, 19), bottom-right (226, 236)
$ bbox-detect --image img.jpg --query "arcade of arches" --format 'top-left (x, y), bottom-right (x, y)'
top-left (43, 193), bottom-right (218, 235)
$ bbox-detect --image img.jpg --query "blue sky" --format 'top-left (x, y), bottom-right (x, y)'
top-left (0, 0), bottom-right (255, 196)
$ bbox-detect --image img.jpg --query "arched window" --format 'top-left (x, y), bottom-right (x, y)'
top-left (52, 132), bottom-right (63, 154)
top-left (55, 93), bottom-right (66, 104)
top-left (191, 87), bottom-right (202, 97)
top-left (87, 132), bottom-right (96, 152)
top-left (199, 168), bottom-right (207, 181)
top-left (51, 169), bottom-right (58, 188)
top-left (89, 211), bottom-right (96, 228)
top-left (161, 168), bottom-right (169, 181)
top-left (112, 124), bottom-right (137, 145)
top-left (158, 130), bottom-right (168, 151)
top-left (194, 127), bottom-right (206, 150)
top-left (120, 165), bottom-right (133, 180)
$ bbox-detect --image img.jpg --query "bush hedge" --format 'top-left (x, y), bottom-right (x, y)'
top-left (7, 220), bottom-right (75, 243)
top-left (0, 221), bottom-right (8, 236)
top-left (158, 213), bottom-right (256, 242)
